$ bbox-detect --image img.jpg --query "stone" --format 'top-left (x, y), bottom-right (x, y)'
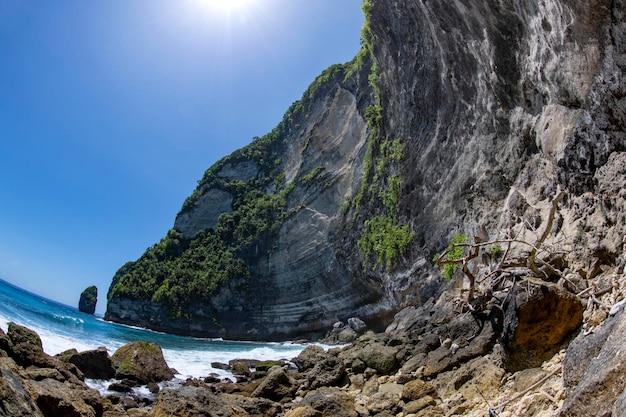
top-left (559, 310), bottom-right (626, 416)
top-left (358, 343), bottom-right (398, 375)
top-left (78, 286), bottom-right (98, 315)
top-left (404, 397), bottom-right (436, 414)
top-left (230, 361), bottom-right (251, 377)
top-left (348, 317), bottom-right (367, 333)
top-left (401, 379), bottom-right (438, 401)
top-left (292, 345), bottom-right (329, 372)
top-left (285, 407), bottom-right (322, 417)
top-left (299, 387), bottom-right (357, 417)
top-left (251, 366), bottom-right (297, 402)
top-left (152, 386), bottom-right (249, 417)
top-left (7, 323), bottom-right (42, 350)
top-left (61, 347), bottom-right (115, 380)
top-left (0, 368), bottom-right (44, 417)
top-left (307, 355), bottom-right (345, 389)
top-left (502, 285), bottom-right (583, 372)
top-left (111, 341), bottom-right (174, 385)
top-left (27, 377), bottom-right (103, 417)
top-left (222, 393), bottom-right (283, 417)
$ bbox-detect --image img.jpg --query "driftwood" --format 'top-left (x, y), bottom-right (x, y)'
top-left (435, 191), bottom-right (569, 311)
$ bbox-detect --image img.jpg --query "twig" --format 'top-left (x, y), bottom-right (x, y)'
top-left (493, 366), bottom-right (561, 411)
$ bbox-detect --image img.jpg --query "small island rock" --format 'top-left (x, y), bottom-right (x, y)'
top-left (78, 285), bottom-right (98, 315)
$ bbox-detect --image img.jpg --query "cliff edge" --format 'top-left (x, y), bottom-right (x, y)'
top-left (105, 0), bottom-right (625, 341)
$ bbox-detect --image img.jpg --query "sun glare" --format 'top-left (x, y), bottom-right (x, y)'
top-left (196, 0), bottom-right (255, 15)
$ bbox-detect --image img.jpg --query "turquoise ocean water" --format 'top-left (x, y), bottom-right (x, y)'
top-left (0, 278), bottom-right (309, 387)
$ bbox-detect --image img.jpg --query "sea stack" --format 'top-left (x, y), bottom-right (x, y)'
top-left (78, 285), bottom-right (97, 315)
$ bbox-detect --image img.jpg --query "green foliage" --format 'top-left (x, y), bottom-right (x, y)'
top-left (434, 233), bottom-right (466, 281)
top-left (109, 47), bottom-right (358, 319)
top-left (356, 138), bottom-right (411, 270)
top-left (300, 166), bottom-right (327, 186)
top-left (108, 229), bottom-right (251, 318)
top-left (487, 244), bottom-right (503, 258)
top-left (358, 216), bottom-right (413, 270)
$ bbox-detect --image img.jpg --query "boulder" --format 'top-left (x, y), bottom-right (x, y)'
top-left (252, 366), bottom-right (297, 401)
top-left (111, 341), bottom-right (174, 385)
top-left (292, 345), bottom-right (330, 372)
top-left (78, 286), bottom-right (98, 315)
top-left (60, 347), bottom-right (115, 380)
top-left (299, 387), bottom-right (357, 417)
top-left (357, 343), bottom-right (398, 375)
top-left (285, 406), bottom-right (322, 417)
top-left (152, 386), bottom-right (249, 417)
top-left (559, 309), bottom-right (626, 416)
top-left (0, 327), bottom-right (13, 354)
top-left (0, 368), bottom-right (44, 417)
top-left (306, 355), bottom-right (345, 389)
top-left (501, 285), bottom-right (583, 372)
top-left (347, 317), bottom-right (367, 333)
top-left (27, 377), bottom-right (103, 417)
top-left (222, 393), bottom-right (283, 417)
top-left (401, 379), bottom-right (438, 401)
top-left (7, 323), bottom-right (42, 349)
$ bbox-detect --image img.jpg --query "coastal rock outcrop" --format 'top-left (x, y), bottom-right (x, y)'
top-left (111, 341), bottom-right (174, 385)
top-left (104, 0), bottom-right (625, 342)
top-left (57, 347), bottom-right (115, 380)
top-left (78, 286), bottom-right (97, 315)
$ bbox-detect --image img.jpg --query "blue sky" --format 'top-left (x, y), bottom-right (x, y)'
top-left (0, 0), bottom-right (364, 314)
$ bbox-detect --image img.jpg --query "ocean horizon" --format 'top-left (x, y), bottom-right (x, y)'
top-left (0, 277), bottom-right (312, 391)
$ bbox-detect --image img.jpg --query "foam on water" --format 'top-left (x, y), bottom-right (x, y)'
top-left (0, 278), bottom-right (313, 384)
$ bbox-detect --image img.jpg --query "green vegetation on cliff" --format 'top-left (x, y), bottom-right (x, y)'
top-left (351, 0), bottom-right (413, 270)
top-left (107, 61), bottom-right (358, 319)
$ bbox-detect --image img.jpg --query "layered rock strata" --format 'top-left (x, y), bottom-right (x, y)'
top-left (106, 0), bottom-right (625, 340)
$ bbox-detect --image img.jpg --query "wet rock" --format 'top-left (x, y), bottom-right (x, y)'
top-left (111, 341), bottom-right (174, 385)
top-left (230, 361), bottom-right (252, 377)
top-left (211, 361), bottom-right (229, 370)
top-left (502, 285), bottom-right (583, 372)
top-left (108, 382), bottom-right (133, 393)
top-left (61, 347), bottom-right (115, 380)
top-left (0, 328), bottom-right (13, 354)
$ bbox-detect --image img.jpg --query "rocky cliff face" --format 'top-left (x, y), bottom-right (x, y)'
top-left (105, 0), bottom-right (624, 341)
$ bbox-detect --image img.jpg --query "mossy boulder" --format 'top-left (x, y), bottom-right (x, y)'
top-left (7, 322), bottom-right (43, 350)
top-left (78, 285), bottom-right (98, 315)
top-left (111, 341), bottom-right (174, 385)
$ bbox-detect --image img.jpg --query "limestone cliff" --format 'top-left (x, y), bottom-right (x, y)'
top-left (105, 0), bottom-right (625, 341)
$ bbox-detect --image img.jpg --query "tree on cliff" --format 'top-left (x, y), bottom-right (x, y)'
top-left (78, 286), bottom-right (98, 315)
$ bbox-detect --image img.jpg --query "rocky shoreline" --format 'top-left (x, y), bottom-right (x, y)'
top-left (2, 242), bottom-right (626, 417)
